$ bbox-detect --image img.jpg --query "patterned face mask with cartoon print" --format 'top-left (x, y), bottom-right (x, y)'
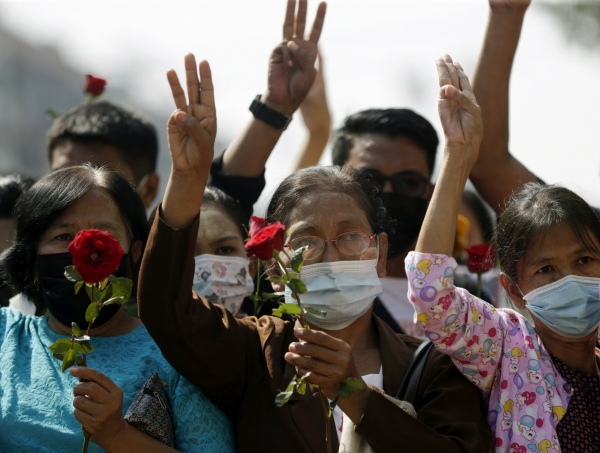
top-left (192, 254), bottom-right (254, 316)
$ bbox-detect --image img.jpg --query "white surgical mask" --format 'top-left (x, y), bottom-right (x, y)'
top-left (522, 275), bottom-right (600, 338)
top-left (284, 258), bottom-right (383, 330)
top-left (192, 254), bottom-right (254, 316)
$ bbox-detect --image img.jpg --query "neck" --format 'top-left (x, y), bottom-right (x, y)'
top-left (48, 306), bottom-right (141, 338)
top-left (536, 323), bottom-right (600, 375)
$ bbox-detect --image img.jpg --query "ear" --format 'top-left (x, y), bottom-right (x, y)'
top-left (376, 233), bottom-right (388, 278)
top-left (130, 239), bottom-right (144, 264)
top-left (264, 259), bottom-right (285, 292)
top-left (500, 272), bottom-right (526, 310)
top-left (138, 173), bottom-right (160, 209)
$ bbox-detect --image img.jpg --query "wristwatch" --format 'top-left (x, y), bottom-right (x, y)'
top-left (249, 95), bottom-right (292, 130)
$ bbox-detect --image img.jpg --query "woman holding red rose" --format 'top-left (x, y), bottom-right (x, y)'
top-left (138, 47), bottom-right (491, 451)
top-left (0, 166), bottom-right (234, 452)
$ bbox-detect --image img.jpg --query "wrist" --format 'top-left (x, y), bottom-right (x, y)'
top-left (261, 93), bottom-right (297, 117)
top-left (490, 7), bottom-right (528, 19)
top-left (97, 420), bottom-right (128, 451)
top-left (338, 381), bottom-right (372, 424)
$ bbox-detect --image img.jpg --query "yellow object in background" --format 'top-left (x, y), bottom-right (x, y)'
top-left (453, 214), bottom-right (471, 260)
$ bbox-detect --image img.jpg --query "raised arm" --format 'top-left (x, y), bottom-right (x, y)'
top-left (293, 52), bottom-right (332, 171)
top-left (221, 0), bottom-right (327, 177)
top-left (469, 0), bottom-right (536, 214)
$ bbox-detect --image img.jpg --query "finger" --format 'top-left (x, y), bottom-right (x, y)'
top-left (283, 0), bottom-right (296, 40)
top-left (454, 64), bottom-right (475, 100)
top-left (74, 408), bottom-right (96, 427)
top-left (435, 58), bottom-right (452, 88)
top-left (281, 44), bottom-right (293, 69)
top-left (289, 341), bottom-right (339, 364)
top-left (73, 381), bottom-right (109, 403)
top-left (287, 41), bottom-right (316, 70)
top-left (443, 85), bottom-right (479, 112)
top-left (442, 54), bottom-right (459, 89)
top-left (167, 70), bottom-right (187, 111)
top-left (185, 53), bottom-right (200, 106)
top-left (198, 60), bottom-right (215, 110)
top-left (295, 0), bottom-right (307, 39)
top-left (70, 367), bottom-right (117, 394)
top-left (73, 394), bottom-right (103, 416)
top-left (308, 2), bottom-right (327, 44)
top-left (294, 327), bottom-right (345, 351)
top-left (173, 110), bottom-right (211, 143)
top-left (285, 352), bottom-right (333, 376)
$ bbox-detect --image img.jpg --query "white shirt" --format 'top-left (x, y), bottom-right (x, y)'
top-left (8, 292), bottom-right (36, 316)
top-left (378, 277), bottom-right (425, 338)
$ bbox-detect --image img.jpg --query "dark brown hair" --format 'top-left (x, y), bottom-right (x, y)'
top-left (496, 183), bottom-right (600, 282)
top-left (266, 165), bottom-right (392, 234)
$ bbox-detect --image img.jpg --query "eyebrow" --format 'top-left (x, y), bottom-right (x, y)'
top-left (211, 235), bottom-right (241, 245)
top-left (288, 219), bottom-right (370, 238)
top-left (528, 245), bottom-right (593, 267)
top-left (48, 222), bottom-right (124, 233)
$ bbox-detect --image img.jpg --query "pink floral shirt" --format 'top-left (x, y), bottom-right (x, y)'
top-left (405, 252), bottom-right (572, 453)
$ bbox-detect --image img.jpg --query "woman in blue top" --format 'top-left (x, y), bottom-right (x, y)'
top-left (0, 165), bottom-right (235, 453)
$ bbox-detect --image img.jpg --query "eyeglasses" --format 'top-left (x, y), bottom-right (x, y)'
top-left (285, 232), bottom-right (376, 261)
top-left (360, 169), bottom-right (430, 197)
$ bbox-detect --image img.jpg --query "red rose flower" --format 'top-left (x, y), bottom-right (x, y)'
top-left (68, 229), bottom-right (124, 284)
top-left (465, 244), bottom-right (495, 274)
top-left (84, 75), bottom-right (107, 97)
top-left (245, 221), bottom-right (285, 261)
top-left (248, 216), bottom-right (268, 238)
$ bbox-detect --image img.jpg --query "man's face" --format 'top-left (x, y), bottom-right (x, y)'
top-left (344, 134), bottom-right (431, 187)
top-left (49, 139), bottom-right (159, 209)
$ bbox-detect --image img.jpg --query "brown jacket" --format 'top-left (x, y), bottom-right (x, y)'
top-left (139, 213), bottom-right (492, 453)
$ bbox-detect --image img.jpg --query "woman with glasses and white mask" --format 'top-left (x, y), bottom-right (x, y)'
top-left (137, 49), bottom-right (492, 452)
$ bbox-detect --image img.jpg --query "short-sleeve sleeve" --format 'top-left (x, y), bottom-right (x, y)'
top-left (170, 374), bottom-right (236, 453)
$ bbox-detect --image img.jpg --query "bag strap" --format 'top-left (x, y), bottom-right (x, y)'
top-left (395, 340), bottom-right (435, 405)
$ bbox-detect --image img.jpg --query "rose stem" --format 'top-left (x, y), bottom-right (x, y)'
top-left (318, 390), bottom-right (333, 453)
top-left (254, 260), bottom-right (262, 317)
top-left (273, 254), bottom-right (307, 327)
top-left (476, 271), bottom-right (482, 299)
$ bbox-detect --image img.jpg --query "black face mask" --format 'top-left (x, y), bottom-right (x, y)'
top-left (378, 192), bottom-right (429, 258)
top-left (37, 252), bottom-right (130, 329)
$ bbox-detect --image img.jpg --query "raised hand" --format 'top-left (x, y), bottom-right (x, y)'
top-left (299, 51), bottom-right (331, 133)
top-left (489, 0), bottom-right (531, 14)
top-left (166, 54), bottom-right (216, 175)
top-left (264, 0), bottom-right (327, 116)
top-left (437, 55), bottom-right (483, 167)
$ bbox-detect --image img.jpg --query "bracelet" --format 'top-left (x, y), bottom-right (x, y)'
top-left (249, 95), bottom-right (292, 130)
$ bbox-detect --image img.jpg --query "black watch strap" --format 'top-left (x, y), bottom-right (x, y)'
top-left (249, 95), bottom-right (292, 130)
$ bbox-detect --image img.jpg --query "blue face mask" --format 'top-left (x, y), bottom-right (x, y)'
top-left (522, 275), bottom-right (600, 338)
top-left (284, 258), bottom-right (383, 331)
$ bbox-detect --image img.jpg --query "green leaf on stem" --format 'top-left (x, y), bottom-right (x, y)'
top-left (85, 302), bottom-right (100, 323)
top-left (71, 322), bottom-right (82, 337)
top-left (49, 338), bottom-right (74, 354)
top-left (64, 265), bottom-right (82, 282)
top-left (85, 284), bottom-right (101, 303)
top-left (305, 306), bottom-right (327, 317)
top-left (275, 379), bottom-right (297, 407)
top-left (287, 278), bottom-right (307, 295)
top-left (272, 303), bottom-right (302, 317)
top-left (267, 276), bottom-right (288, 284)
top-left (75, 356), bottom-right (84, 366)
top-left (291, 246), bottom-right (308, 273)
top-left (52, 351), bottom-right (65, 361)
top-left (297, 381), bottom-right (307, 395)
top-left (74, 281), bottom-right (85, 295)
top-left (337, 377), bottom-right (365, 399)
top-left (108, 276), bottom-right (133, 302)
top-left (61, 348), bottom-right (77, 372)
top-left (72, 340), bottom-right (94, 355)
top-left (261, 292), bottom-right (284, 300)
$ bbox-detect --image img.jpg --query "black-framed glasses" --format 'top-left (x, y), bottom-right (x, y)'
top-left (285, 231), bottom-right (376, 261)
top-left (360, 168), bottom-right (430, 197)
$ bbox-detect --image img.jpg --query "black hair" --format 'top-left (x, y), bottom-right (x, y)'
top-left (496, 183), bottom-right (600, 283)
top-left (331, 108), bottom-right (439, 177)
top-left (0, 173), bottom-right (36, 218)
top-left (462, 190), bottom-right (496, 244)
top-left (47, 101), bottom-right (158, 183)
top-left (202, 186), bottom-right (249, 239)
top-left (0, 165), bottom-right (150, 306)
top-left (266, 166), bottom-right (393, 236)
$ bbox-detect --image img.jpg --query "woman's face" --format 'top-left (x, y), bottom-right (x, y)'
top-left (37, 188), bottom-right (131, 255)
top-left (196, 204), bottom-right (246, 258)
top-left (506, 222), bottom-right (600, 305)
top-left (281, 191), bottom-right (388, 274)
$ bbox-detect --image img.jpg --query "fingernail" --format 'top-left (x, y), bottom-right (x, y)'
top-left (290, 342), bottom-right (300, 351)
top-left (69, 367), bottom-right (78, 375)
top-left (175, 111), bottom-right (186, 123)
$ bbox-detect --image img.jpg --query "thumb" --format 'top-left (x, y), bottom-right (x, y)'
top-left (288, 41), bottom-right (317, 71)
top-left (443, 85), bottom-right (479, 113)
top-left (173, 110), bottom-right (209, 140)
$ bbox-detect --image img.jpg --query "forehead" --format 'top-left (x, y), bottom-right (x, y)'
top-left (49, 188), bottom-right (125, 229)
top-left (285, 191), bottom-right (372, 235)
top-left (50, 140), bottom-right (136, 184)
top-left (198, 204), bottom-right (244, 241)
top-left (344, 134), bottom-right (430, 178)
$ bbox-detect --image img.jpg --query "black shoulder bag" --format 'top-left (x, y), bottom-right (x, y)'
top-left (395, 340), bottom-right (435, 405)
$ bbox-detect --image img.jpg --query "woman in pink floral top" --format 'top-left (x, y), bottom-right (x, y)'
top-left (407, 55), bottom-right (600, 453)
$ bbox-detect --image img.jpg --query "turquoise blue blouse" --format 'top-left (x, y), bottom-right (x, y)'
top-left (0, 308), bottom-right (235, 452)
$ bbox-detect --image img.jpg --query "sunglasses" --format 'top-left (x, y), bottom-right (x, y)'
top-left (360, 169), bottom-right (430, 197)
